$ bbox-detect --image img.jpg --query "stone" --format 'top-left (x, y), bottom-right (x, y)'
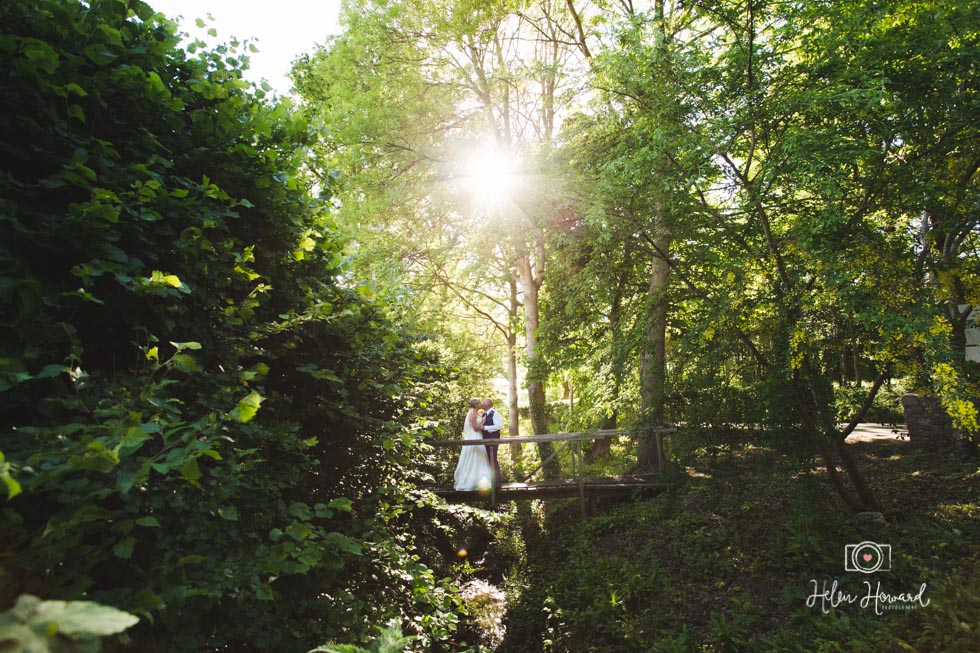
top-left (901, 393), bottom-right (955, 447)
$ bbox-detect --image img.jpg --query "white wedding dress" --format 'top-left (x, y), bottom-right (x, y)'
top-left (453, 410), bottom-right (492, 491)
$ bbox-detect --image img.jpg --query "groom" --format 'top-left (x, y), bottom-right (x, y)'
top-left (480, 398), bottom-right (503, 488)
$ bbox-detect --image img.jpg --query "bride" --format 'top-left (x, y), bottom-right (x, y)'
top-left (454, 398), bottom-right (492, 491)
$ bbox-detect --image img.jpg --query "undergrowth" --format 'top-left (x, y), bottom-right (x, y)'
top-left (492, 435), bottom-right (980, 652)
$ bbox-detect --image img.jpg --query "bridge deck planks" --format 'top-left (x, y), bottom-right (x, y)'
top-left (425, 474), bottom-right (666, 503)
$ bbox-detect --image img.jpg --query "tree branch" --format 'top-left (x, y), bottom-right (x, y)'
top-left (564, 0), bottom-right (592, 59)
top-left (838, 369), bottom-right (891, 440)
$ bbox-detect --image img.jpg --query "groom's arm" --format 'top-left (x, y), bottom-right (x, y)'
top-left (484, 412), bottom-right (502, 436)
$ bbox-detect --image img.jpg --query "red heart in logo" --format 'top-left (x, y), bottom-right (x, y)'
top-left (863, 553), bottom-right (873, 562)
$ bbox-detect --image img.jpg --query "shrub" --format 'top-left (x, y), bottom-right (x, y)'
top-left (0, 1), bottom-right (458, 650)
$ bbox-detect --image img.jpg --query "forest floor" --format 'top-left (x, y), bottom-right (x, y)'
top-left (453, 426), bottom-right (980, 652)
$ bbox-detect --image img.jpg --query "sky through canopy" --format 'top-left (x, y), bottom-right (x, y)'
top-left (150, 0), bottom-right (341, 95)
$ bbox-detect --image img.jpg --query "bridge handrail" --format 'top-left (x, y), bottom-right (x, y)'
top-left (425, 427), bottom-right (675, 447)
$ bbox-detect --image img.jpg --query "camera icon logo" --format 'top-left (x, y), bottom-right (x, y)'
top-left (845, 541), bottom-right (891, 574)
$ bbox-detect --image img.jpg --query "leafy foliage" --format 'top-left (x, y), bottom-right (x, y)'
top-left (0, 1), bottom-right (460, 650)
top-left (0, 594), bottom-right (138, 653)
top-left (499, 439), bottom-right (980, 652)
top-left (309, 620), bottom-right (415, 653)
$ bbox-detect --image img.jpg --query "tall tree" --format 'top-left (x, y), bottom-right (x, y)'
top-left (296, 0), bottom-right (592, 479)
top-left (554, 0), bottom-right (980, 508)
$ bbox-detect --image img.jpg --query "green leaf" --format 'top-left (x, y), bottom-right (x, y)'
top-left (70, 441), bottom-right (120, 472)
top-left (217, 506), bottom-right (238, 521)
top-left (180, 457), bottom-right (202, 488)
top-left (35, 364), bottom-right (69, 379)
top-left (135, 516), bottom-right (160, 527)
top-left (122, 425), bottom-right (152, 449)
top-left (327, 497), bottom-right (353, 513)
top-left (0, 357), bottom-right (32, 391)
top-left (143, 270), bottom-right (188, 293)
top-left (30, 597), bottom-right (139, 636)
top-left (83, 43), bottom-right (117, 65)
top-left (230, 390), bottom-right (264, 423)
top-left (97, 24), bottom-right (124, 46)
top-left (64, 82), bottom-right (88, 97)
top-left (285, 520), bottom-right (312, 541)
top-left (2, 473), bottom-right (21, 500)
top-left (67, 104), bottom-right (85, 123)
top-left (170, 341), bottom-right (202, 351)
top-left (325, 531), bottom-right (362, 555)
top-left (146, 70), bottom-right (166, 94)
top-left (23, 39), bottom-right (60, 74)
top-left (170, 353), bottom-right (200, 373)
top-left (113, 536), bottom-right (136, 559)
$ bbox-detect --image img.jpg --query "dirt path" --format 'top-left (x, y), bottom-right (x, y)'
top-left (844, 423), bottom-right (908, 443)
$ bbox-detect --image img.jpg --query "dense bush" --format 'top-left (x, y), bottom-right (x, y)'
top-left (0, 1), bottom-right (458, 650)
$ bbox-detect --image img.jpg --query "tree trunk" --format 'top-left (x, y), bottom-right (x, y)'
top-left (638, 230), bottom-right (670, 470)
top-left (852, 343), bottom-right (862, 385)
top-left (833, 437), bottom-right (881, 511)
top-left (947, 301), bottom-right (971, 360)
top-left (506, 328), bottom-right (523, 473)
top-left (793, 366), bottom-right (882, 512)
top-left (637, 2), bottom-right (671, 471)
top-left (839, 345), bottom-right (847, 385)
top-left (520, 250), bottom-right (560, 479)
top-left (586, 412), bottom-right (616, 463)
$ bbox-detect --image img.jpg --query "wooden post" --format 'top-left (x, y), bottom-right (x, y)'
top-left (656, 431), bottom-right (665, 473)
top-left (575, 439), bottom-right (585, 515)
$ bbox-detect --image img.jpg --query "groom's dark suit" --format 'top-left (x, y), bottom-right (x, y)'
top-left (481, 407), bottom-right (502, 487)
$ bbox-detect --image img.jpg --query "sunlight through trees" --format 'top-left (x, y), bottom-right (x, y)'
top-left (2, 0), bottom-right (980, 651)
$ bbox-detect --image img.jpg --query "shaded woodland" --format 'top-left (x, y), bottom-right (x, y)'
top-left (1, 0), bottom-right (979, 651)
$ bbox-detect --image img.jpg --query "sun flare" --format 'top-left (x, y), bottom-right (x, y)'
top-left (460, 146), bottom-right (523, 210)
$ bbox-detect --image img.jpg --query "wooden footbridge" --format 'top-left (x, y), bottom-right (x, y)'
top-left (423, 428), bottom-right (675, 513)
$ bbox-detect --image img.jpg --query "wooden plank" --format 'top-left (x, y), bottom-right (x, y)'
top-left (423, 474), bottom-right (666, 503)
top-left (426, 427), bottom-right (675, 447)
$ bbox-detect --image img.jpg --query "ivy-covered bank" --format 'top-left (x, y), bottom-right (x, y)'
top-left (0, 1), bottom-right (464, 650)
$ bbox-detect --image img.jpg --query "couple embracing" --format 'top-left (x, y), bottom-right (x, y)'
top-left (453, 397), bottom-right (502, 491)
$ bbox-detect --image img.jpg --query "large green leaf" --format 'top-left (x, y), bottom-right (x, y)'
top-left (0, 594), bottom-right (138, 644)
top-left (229, 390), bottom-right (264, 423)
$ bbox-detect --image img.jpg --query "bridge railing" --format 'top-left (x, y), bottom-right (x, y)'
top-left (426, 427), bottom-right (675, 510)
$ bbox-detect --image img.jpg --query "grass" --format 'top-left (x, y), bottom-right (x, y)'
top-left (477, 431), bottom-right (980, 652)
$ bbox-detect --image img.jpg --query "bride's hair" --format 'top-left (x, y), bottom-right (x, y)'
top-left (467, 397), bottom-right (480, 409)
